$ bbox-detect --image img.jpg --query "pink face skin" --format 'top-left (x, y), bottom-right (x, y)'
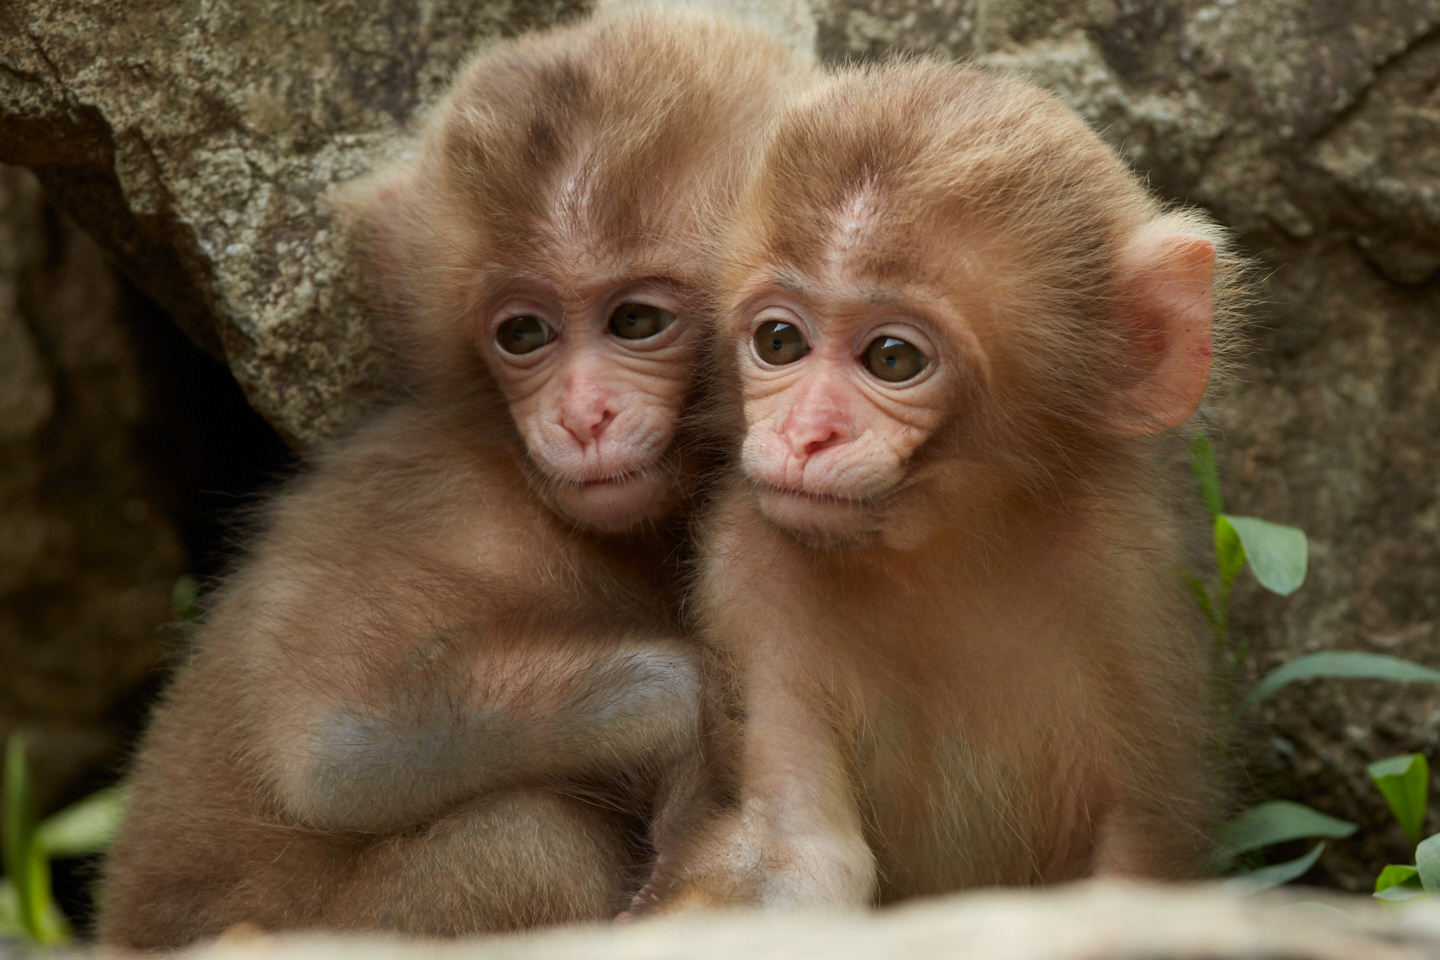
top-left (733, 277), bottom-right (964, 545)
top-left (478, 273), bottom-right (699, 534)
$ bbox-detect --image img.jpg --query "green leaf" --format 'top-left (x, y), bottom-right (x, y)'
top-left (38, 785), bottom-right (127, 858)
top-left (1214, 800), bottom-right (1357, 863)
top-left (1224, 842), bottom-right (1325, 892)
top-left (1368, 754), bottom-right (1429, 847)
top-left (1189, 433), bottom-right (1224, 518)
top-left (1375, 884), bottom-right (1425, 902)
top-left (1222, 515), bottom-right (1308, 596)
top-left (1416, 834), bottom-right (1440, 892)
top-left (1243, 651), bottom-right (1440, 711)
top-left (1214, 515), bottom-right (1246, 585)
top-left (1375, 864), bottom-right (1422, 895)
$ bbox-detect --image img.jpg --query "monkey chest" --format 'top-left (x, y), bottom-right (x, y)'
top-left (849, 698), bottom-right (1106, 897)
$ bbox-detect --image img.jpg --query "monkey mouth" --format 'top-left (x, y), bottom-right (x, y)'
top-left (576, 469), bottom-right (643, 488)
top-left (545, 462), bottom-right (678, 533)
top-left (753, 482), bottom-right (878, 542)
top-left (758, 482), bottom-right (860, 504)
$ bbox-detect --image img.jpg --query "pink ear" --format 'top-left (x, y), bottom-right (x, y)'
top-left (1106, 231), bottom-right (1216, 436)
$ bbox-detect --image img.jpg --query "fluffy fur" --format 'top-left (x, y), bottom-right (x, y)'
top-left (639, 59), bottom-right (1240, 911)
top-left (98, 7), bottom-right (816, 947)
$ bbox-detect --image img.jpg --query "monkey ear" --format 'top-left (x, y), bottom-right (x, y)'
top-left (1105, 230), bottom-right (1216, 436)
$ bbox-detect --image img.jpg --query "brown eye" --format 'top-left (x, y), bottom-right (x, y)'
top-left (864, 336), bottom-right (928, 382)
top-left (495, 315), bottom-right (556, 355)
top-left (609, 303), bottom-right (675, 340)
top-left (753, 321), bottom-right (810, 366)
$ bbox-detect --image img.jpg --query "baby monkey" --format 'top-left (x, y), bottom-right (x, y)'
top-left (641, 60), bottom-right (1239, 910)
top-left (98, 6), bottom-right (814, 947)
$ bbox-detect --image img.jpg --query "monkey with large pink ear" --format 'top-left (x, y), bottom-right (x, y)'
top-left (635, 58), bottom-right (1242, 912)
top-left (97, 6), bottom-right (817, 947)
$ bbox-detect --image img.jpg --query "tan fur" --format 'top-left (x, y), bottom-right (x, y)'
top-left (641, 59), bottom-right (1236, 911)
top-left (99, 8), bottom-right (816, 948)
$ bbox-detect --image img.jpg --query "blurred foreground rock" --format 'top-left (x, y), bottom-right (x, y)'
top-left (172, 883), bottom-right (1440, 960)
top-left (1, 0), bottom-right (1437, 891)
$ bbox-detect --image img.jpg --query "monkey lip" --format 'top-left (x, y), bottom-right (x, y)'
top-left (577, 470), bottom-right (641, 487)
top-left (759, 482), bottom-right (858, 503)
top-left (551, 467), bottom-right (675, 533)
top-left (754, 483), bottom-right (875, 540)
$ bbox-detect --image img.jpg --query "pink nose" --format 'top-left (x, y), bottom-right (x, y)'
top-left (786, 424), bottom-right (845, 458)
top-left (779, 401), bottom-right (853, 460)
top-left (561, 403), bottom-right (615, 445)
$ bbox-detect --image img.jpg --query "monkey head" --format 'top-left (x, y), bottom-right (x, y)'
top-left (718, 62), bottom-right (1229, 548)
top-left (475, 263), bottom-right (702, 534)
top-left (343, 9), bottom-right (814, 535)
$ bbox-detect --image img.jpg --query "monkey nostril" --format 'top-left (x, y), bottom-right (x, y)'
top-left (802, 432), bottom-right (842, 456)
top-left (787, 428), bottom-right (843, 459)
top-left (562, 407), bottom-right (616, 446)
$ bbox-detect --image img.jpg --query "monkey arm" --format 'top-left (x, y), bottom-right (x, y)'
top-left (273, 638), bottom-right (700, 835)
top-left (640, 636), bottom-right (877, 912)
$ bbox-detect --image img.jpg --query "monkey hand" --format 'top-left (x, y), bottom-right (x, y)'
top-left (620, 803), bottom-right (876, 916)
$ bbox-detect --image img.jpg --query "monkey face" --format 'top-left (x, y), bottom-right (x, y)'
top-left (729, 278), bottom-right (959, 545)
top-left (478, 276), bottom-right (701, 534)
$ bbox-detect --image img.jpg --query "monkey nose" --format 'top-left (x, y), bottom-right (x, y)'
top-left (779, 404), bottom-right (852, 459)
top-left (562, 406), bottom-right (616, 446)
top-left (790, 428), bottom-right (844, 459)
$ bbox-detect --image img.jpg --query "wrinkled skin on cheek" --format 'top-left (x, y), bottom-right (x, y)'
top-left (486, 306), bottom-right (699, 534)
top-left (736, 336), bottom-right (948, 543)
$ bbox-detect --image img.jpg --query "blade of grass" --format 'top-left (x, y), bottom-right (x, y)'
top-left (1214, 800), bottom-right (1356, 863)
top-left (1189, 433), bottom-right (1225, 518)
top-left (1244, 651), bottom-right (1440, 711)
top-left (1223, 842), bottom-right (1325, 893)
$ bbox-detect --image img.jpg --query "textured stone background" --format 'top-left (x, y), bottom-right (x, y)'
top-left (0, 0), bottom-right (1436, 908)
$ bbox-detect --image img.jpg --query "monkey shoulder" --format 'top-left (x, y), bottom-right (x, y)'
top-left (252, 403), bottom-right (554, 561)
top-left (182, 403), bottom-right (592, 669)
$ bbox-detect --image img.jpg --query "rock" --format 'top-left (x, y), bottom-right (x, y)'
top-left (176, 882), bottom-right (1440, 960)
top-left (0, 0), bottom-right (586, 445)
top-left (0, 165), bottom-right (184, 811)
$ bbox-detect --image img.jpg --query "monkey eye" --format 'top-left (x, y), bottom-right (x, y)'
top-left (495, 315), bottom-right (557, 355)
top-left (863, 336), bottom-right (929, 382)
top-left (608, 302), bottom-right (676, 340)
top-left (753, 320), bottom-right (810, 366)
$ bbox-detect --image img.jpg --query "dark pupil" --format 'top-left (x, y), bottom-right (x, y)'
top-left (495, 316), bottom-right (553, 355)
top-left (754, 321), bottom-right (809, 365)
top-left (609, 303), bottom-right (671, 340)
top-left (864, 336), bottom-right (927, 382)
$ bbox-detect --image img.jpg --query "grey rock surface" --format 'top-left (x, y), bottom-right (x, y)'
top-left (1, 0), bottom-right (584, 445)
top-left (1, 0), bottom-right (1437, 895)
